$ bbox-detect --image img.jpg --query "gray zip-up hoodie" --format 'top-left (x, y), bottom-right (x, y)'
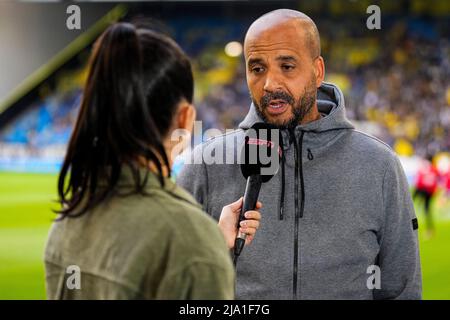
top-left (177, 82), bottom-right (422, 300)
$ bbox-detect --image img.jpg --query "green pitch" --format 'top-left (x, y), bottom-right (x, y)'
top-left (1, 171), bottom-right (450, 299)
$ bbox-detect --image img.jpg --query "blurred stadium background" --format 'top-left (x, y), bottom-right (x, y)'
top-left (0, 0), bottom-right (449, 299)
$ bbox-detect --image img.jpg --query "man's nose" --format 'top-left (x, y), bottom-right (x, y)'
top-left (263, 73), bottom-right (283, 92)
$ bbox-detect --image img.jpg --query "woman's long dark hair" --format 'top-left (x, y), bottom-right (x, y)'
top-left (56, 22), bottom-right (193, 219)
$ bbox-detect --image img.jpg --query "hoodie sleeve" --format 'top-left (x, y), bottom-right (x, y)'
top-left (177, 145), bottom-right (209, 212)
top-left (374, 154), bottom-right (422, 300)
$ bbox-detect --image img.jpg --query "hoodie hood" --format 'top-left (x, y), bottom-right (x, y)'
top-left (238, 82), bottom-right (354, 132)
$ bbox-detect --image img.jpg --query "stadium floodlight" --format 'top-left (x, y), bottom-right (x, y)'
top-left (225, 41), bottom-right (243, 57)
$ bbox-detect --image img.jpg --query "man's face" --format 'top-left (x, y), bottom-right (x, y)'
top-left (245, 22), bottom-right (319, 128)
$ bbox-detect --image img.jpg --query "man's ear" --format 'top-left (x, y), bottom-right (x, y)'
top-left (314, 56), bottom-right (325, 87)
top-left (177, 102), bottom-right (196, 133)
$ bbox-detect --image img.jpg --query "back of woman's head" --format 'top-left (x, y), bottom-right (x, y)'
top-left (57, 22), bottom-right (194, 218)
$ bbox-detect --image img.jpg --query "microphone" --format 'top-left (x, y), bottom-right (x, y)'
top-left (234, 122), bottom-right (281, 262)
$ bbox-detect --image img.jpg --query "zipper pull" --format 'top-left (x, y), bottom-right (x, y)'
top-left (307, 148), bottom-right (314, 160)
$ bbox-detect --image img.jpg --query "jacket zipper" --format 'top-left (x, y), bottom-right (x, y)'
top-left (291, 130), bottom-right (305, 299)
top-left (289, 130), bottom-right (303, 300)
top-left (298, 132), bottom-right (306, 220)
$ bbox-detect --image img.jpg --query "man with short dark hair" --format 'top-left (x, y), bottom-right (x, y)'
top-left (178, 9), bottom-right (422, 299)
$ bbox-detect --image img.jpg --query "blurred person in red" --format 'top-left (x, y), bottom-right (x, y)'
top-left (413, 154), bottom-right (439, 239)
top-left (443, 170), bottom-right (450, 205)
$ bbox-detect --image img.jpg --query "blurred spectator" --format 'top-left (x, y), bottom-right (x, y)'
top-left (413, 154), bottom-right (440, 238)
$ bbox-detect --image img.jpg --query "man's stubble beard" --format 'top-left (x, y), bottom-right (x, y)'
top-left (252, 77), bottom-right (317, 130)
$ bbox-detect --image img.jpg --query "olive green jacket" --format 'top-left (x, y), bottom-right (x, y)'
top-left (44, 168), bottom-right (235, 299)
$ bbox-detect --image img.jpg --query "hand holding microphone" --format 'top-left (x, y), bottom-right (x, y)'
top-left (218, 197), bottom-right (262, 249)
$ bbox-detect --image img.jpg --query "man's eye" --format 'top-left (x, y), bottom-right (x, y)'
top-left (251, 67), bottom-right (264, 74)
top-left (282, 65), bottom-right (295, 71)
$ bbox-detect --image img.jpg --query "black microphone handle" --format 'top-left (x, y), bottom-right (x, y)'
top-left (234, 174), bottom-right (263, 261)
top-left (238, 174), bottom-right (263, 229)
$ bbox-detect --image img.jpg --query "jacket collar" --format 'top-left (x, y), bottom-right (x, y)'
top-left (115, 165), bottom-right (201, 208)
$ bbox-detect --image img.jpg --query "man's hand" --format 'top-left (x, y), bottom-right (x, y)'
top-left (218, 197), bottom-right (262, 249)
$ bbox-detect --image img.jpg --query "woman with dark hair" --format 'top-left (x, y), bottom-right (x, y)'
top-left (44, 22), bottom-right (261, 299)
